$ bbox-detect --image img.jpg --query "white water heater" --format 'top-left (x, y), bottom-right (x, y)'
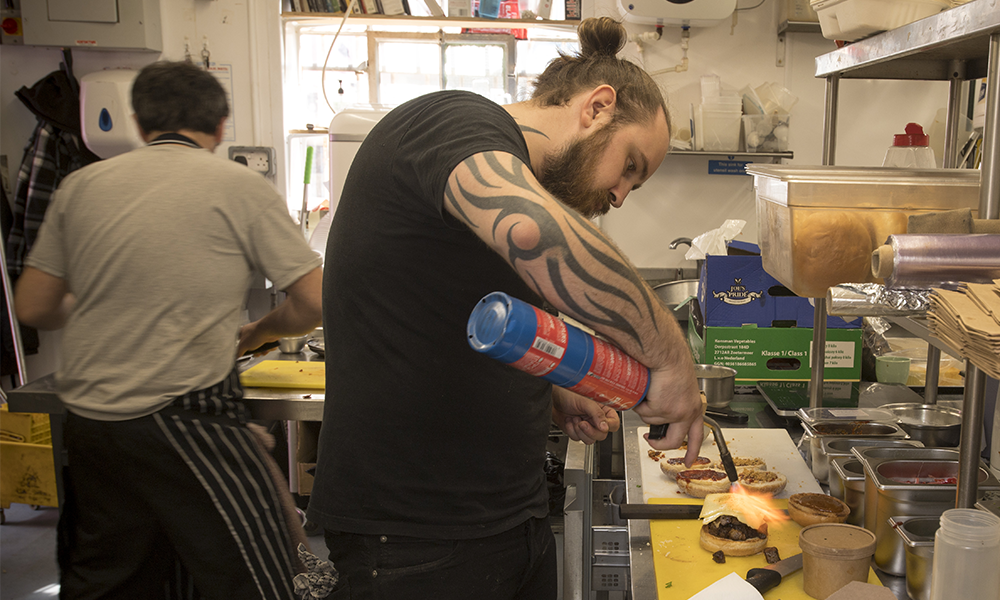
top-left (618, 0), bottom-right (737, 27)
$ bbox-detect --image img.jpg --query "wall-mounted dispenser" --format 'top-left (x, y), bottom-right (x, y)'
top-left (80, 69), bottom-right (144, 159)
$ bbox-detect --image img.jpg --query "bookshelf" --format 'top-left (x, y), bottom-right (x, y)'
top-left (282, 11), bottom-right (580, 31)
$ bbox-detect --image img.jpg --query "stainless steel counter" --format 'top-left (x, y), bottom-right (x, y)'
top-left (622, 410), bottom-right (657, 597)
top-left (4, 348), bottom-right (327, 507)
top-left (5, 348), bottom-right (326, 420)
top-left (620, 407), bottom-right (910, 600)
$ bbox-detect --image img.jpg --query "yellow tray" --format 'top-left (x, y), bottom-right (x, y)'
top-left (648, 498), bottom-right (881, 599)
top-left (239, 361), bottom-right (325, 389)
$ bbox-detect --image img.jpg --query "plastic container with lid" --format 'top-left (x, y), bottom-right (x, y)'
top-left (799, 523), bottom-right (877, 599)
top-left (883, 123), bottom-right (937, 168)
top-left (809, 0), bottom-right (949, 42)
top-left (746, 165), bottom-right (981, 298)
top-left (929, 508), bottom-right (1000, 600)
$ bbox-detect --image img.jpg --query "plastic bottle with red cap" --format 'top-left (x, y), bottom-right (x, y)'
top-left (882, 122), bottom-right (937, 169)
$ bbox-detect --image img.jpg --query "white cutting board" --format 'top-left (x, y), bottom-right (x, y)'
top-left (637, 427), bottom-right (822, 503)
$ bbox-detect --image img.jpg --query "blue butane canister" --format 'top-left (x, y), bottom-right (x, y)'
top-left (467, 291), bottom-right (650, 410)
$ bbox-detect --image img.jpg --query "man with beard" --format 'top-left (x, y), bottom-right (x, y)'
top-left (309, 16), bottom-right (702, 600)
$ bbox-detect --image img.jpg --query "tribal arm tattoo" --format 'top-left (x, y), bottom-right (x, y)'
top-left (445, 150), bottom-right (682, 369)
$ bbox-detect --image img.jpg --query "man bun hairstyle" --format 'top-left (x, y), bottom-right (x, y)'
top-left (132, 61), bottom-right (230, 136)
top-left (531, 17), bottom-right (669, 130)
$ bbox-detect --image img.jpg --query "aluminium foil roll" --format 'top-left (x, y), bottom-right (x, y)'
top-left (880, 234), bottom-right (1000, 289)
top-left (827, 283), bottom-right (931, 316)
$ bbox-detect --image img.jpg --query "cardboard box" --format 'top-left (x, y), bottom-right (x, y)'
top-left (698, 242), bottom-right (861, 329)
top-left (689, 321), bottom-right (863, 383)
top-left (297, 462), bottom-right (316, 496)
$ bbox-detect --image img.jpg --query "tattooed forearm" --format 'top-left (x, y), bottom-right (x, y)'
top-left (450, 151), bottom-right (661, 351)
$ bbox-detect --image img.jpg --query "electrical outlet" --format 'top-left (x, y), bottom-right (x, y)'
top-left (229, 146), bottom-right (276, 183)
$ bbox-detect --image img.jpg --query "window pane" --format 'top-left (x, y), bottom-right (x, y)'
top-left (377, 41), bottom-right (442, 106)
top-left (443, 43), bottom-right (508, 103)
top-left (293, 33), bottom-right (370, 127)
top-left (296, 69), bottom-right (371, 129)
top-left (514, 38), bottom-right (577, 101)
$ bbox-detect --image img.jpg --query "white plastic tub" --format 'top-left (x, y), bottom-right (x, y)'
top-left (699, 108), bottom-right (742, 152)
top-left (809, 0), bottom-right (949, 41)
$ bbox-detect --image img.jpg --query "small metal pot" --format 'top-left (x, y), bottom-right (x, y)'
top-left (279, 335), bottom-right (310, 354)
top-left (695, 364), bottom-right (737, 408)
top-left (881, 403), bottom-right (963, 447)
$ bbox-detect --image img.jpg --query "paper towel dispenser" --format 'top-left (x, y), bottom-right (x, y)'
top-left (80, 70), bottom-right (145, 159)
top-left (618, 0), bottom-right (737, 27)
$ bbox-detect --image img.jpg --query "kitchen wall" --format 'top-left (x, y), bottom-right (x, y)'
top-left (594, 3), bottom-right (950, 270)
top-left (0, 0), bottom-right (952, 382)
top-left (1, 0), bottom-right (282, 382)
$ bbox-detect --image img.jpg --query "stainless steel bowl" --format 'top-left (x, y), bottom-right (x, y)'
top-left (695, 364), bottom-right (737, 408)
top-left (653, 280), bottom-right (699, 321)
top-left (881, 403), bottom-right (963, 447)
top-left (278, 335), bottom-right (309, 354)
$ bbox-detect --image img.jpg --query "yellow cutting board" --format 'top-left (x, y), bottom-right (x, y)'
top-left (239, 361), bottom-right (325, 389)
top-left (648, 498), bottom-right (881, 600)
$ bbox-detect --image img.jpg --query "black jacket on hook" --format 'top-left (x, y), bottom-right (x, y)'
top-left (3, 63), bottom-right (100, 371)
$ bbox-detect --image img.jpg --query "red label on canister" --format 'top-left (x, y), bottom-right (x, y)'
top-left (509, 306), bottom-right (568, 377)
top-left (568, 339), bottom-right (649, 410)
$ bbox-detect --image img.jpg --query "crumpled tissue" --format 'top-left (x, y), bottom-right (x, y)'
top-left (684, 219), bottom-right (746, 262)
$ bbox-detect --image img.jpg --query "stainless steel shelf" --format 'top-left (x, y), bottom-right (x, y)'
top-left (670, 150), bottom-right (794, 159)
top-left (815, 0), bottom-right (1000, 80)
top-left (887, 316), bottom-right (964, 360)
top-left (778, 20), bottom-right (823, 35)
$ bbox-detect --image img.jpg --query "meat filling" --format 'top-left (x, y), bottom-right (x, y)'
top-left (705, 515), bottom-right (767, 542)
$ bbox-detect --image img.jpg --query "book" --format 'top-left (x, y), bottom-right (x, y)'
top-left (379, 0), bottom-right (408, 15)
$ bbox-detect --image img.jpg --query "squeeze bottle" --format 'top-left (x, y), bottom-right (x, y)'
top-left (928, 508), bottom-right (1000, 600)
top-left (883, 122), bottom-right (936, 168)
top-left (467, 292), bottom-right (650, 410)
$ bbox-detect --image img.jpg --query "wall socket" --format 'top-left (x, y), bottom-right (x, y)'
top-left (229, 146), bottom-right (275, 183)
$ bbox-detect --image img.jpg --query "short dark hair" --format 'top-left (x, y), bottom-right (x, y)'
top-left (531, 17), bottom-right (670, 130)
top-left (131, 61), bottom-right (230, 135)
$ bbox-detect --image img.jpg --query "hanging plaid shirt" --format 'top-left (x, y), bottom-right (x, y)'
top-left (6, 121), bottom-right (95, 279)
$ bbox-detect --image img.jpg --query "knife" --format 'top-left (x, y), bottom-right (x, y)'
top-left (617, 503), bottom-right (702, 520)
top-left (745, 552), bottom-right (803, 594)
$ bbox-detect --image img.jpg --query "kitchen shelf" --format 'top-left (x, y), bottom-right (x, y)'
top-left (282, 11), bottom-right (579, 31)
top-left (814, 0), bottom-right (1000, 80)
top-left (778, 19), bottom-right (822, 35)
top-left (887, 316), bottom-right (964, 361)
top-left (811, 0), bottom-right (999, 509)
top-left (671, 150), bottom-right (794, 159)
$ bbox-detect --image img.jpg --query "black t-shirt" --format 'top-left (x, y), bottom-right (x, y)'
top-left (309, 91), bottom-right (552, 539)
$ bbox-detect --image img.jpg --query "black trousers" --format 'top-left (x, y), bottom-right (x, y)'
top-left (323, 516), bottom-right (557, 600)
top-left (58, 381), bottom-right (298, 600)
